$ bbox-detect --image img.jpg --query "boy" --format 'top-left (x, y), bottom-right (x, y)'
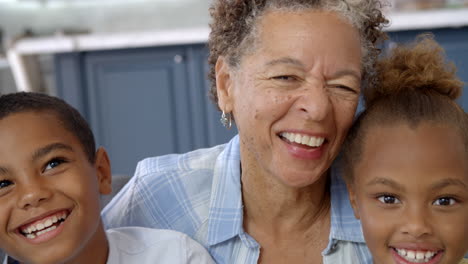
top-left (0, 92), bottom-right (214, 264)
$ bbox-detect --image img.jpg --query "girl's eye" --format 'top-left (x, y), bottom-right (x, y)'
top-left (377, 195), bottom-right (401, 204)
top-left (0, 180), bottom-right (13, 189)
top-left (44, 158), bottom-right (66, 172)
top-left (433, 197), bottom-right (456, 206)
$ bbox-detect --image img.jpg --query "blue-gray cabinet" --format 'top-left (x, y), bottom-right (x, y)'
top-left (55, 44), bottom-right (237, 176)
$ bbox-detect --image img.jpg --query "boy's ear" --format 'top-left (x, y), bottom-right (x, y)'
top-left (94, 147), bottom-right (112, 195)
top-left (347, 183), bottom-right (361, 220)
top-left (215, 56), bottom-right (234, 113)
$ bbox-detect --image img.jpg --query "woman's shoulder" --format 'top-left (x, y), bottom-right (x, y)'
top-left (459, 258), bottom-right (468, 264)
top-left (136, 143), bottom-right (227, 176)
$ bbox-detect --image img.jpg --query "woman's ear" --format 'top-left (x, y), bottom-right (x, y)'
top-left (347, 183), bottom-right (361, 220)
top-left (215, 56), bottom-right (234, 112)
top-left (94, 147), bottom-right (112, 195)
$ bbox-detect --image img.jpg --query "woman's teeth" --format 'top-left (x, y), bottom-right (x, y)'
top-left (280, 132), bottom-right (325, 147)
top-left (20, 211), bottom-right (68, 239)
top-left (396, 248), bottom-right (437, 263)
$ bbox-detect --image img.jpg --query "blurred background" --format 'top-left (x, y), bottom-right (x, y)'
top-left (0, 0), bottom-right (467, 177)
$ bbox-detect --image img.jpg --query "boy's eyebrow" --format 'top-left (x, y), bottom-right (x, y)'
top-left (366, 177), bottom-right (405, 192)
top-left (0, 167), bottom-right (8, 176)
top-left (430, 178), bottom-right (467, 191)
top-left (32, 143), bottom-right (74, 161)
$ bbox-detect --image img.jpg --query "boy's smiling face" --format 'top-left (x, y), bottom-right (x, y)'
top-left (0, 111), bottom-right (111, 264)
top-left (348, 122), bottom-right (468, 264)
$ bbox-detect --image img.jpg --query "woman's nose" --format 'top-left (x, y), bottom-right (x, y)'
top-left (295, 82), bottom-right (331, 122)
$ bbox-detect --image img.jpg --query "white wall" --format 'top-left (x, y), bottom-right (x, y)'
top-left (0, 0), bottom-right (212, 39)
top-left (0, 0), bottom-right (212, 94)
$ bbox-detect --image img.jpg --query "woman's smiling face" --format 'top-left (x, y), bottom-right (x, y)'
top-left (349, 122), bottom-right (468, 264)
top-left (216, 9), bottom-right (362, 187)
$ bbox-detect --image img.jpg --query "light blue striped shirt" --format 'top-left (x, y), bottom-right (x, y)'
top-left (102, 135), bottom-right (372, 263)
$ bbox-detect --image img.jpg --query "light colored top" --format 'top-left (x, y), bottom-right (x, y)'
top-left (106, 227), bottom-right (215, 264)
top-left (3, 227), bottom-right (214, 264)
top-left (102, 135), bottom-right (371, 264)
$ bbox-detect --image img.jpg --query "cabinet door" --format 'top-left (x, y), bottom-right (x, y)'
top-left (84, 47), bottom-right (194, 175)
top-left (55, 45), bottom-right (237, 176)
top-left (388, 27), bottom-right (468, 110)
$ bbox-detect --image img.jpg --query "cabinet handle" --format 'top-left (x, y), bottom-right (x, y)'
top-left (174, 55), bottom-right (184, 64)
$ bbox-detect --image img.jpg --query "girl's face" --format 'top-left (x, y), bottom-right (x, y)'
top-left (348, 122), bottom-right (468, 264)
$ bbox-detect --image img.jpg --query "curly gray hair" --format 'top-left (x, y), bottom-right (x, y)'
top-left (208, 0), bottom-right (389, 107)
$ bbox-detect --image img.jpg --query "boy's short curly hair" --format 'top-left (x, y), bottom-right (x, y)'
top-left (208, 0), bottom-right (389, 107)
top-left (0, 92), bottom-right (96, 164)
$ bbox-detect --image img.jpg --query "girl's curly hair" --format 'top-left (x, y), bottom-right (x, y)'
top-left (208, 0), bottom-right (389, 107)
top-left (342, 35), bottom-right (468, 183)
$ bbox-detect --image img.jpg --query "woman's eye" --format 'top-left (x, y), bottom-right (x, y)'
top-left (433, 197), bottom-right (456, 206)
top-left (334, 84), bottom-right (358, 93)
top-left (0, 180), bottom-right (13, 189)
top-left (377, 195), bottom-right (401, 204)
top-left (44, 158), bottom-right (66, 172)
top-left (272, 75), bottom-right (296, 81)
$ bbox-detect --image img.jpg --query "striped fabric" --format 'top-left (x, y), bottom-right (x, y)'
top-left (102, 135), bottom-right (372, 264)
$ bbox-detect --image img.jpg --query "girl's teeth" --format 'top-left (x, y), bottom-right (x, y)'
top-left (416, 252), bottom-right (424, 260)
top-left (396, 248), bottom-right (437, 263)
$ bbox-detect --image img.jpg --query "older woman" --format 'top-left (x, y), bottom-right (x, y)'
top-left (103, 1), bottom-right (387, 263)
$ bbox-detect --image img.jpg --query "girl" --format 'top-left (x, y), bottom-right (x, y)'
top-left (342, 36), bottom-right (468, 264)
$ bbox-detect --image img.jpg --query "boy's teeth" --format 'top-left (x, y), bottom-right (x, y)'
top-left (21, 211), bottom-right (68, 235)
top-left (281, 132), bottom-right (325, 147)
top-left (396, 248), bottom-right (437, 263)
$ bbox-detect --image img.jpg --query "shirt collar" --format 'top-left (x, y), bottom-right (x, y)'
top-left (206, 135), bottom-right (365, 248)
top-left (325, 159), bottom-right (366, 254)
top-left (207, 135), bottom-right (244, 246)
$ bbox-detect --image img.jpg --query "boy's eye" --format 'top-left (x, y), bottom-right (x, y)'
top-left (44, 158), bottom-right (66, 172)
top-left (377, 195), bottom-right (401, 204)
top-left (0, 180), bottom-right (13, 189)
top-left (433, 197), bottom-right (456, 206)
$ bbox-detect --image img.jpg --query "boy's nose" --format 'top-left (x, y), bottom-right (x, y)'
top-left (16, 181), bottom-right (53, 209)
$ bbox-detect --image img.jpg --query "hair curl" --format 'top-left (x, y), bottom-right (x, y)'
top-left (208, 0), bottom-right (389, 108)
top-left (342, 35), bottom-right (468, 183)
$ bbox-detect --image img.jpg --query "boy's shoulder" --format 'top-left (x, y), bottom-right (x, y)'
top-left (106, 227), bottom-right (214, 264)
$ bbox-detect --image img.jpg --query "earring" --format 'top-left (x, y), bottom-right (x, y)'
top-left (220, 111), bottom-right (232, 129)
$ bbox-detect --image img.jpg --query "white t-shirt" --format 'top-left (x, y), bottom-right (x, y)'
top-left (106, 227), bottom-right (215, 264)
top-left (3, 227), bottom-right (215, 264)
